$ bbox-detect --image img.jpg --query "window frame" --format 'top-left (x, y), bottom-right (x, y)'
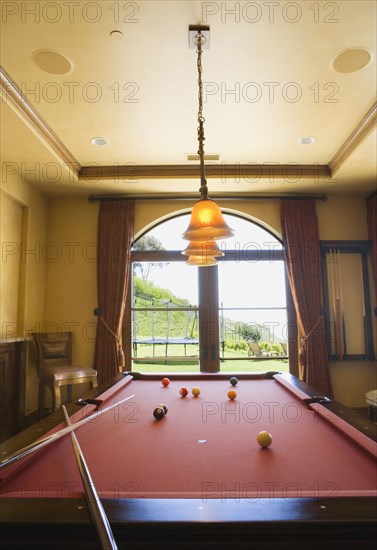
top-left (123, 214), bottom-right (296, 373)
top-left (320, 240), bottom-right (374, 361)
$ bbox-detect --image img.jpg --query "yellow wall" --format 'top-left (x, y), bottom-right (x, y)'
top-left (42, 194), bottom-right (376, 409)
top-left (317, 195), bottom-right (369, 240)
top-left (44, 199), bottom-right (99, 369)
top-left (0, 174), bottom-right (48, 412)
top-left (134, 199), bottom-right (282, 238)
top-left (2, 189), bottom-right (375, 412)
top-left (0, 192), bottom-right (22, 331)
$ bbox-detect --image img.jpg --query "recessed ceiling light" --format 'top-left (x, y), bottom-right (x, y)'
top-left (90, 137), bottom-right (109, 146)
top-left (33, 50), bottom-right (73, 75)
top-left (331, 48), bottom-right (373, 73)
top-left (299, 137), bottom-right (316, 145)
top-left (110, 30), bottom-right (124, 41)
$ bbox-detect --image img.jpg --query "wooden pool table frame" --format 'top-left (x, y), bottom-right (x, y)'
top-left (0, 371), bottom-right (376, 549)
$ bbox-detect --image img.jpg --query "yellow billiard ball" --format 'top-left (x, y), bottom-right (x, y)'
top-left (257, 431), bottom-right (272, 448)
top-left (227, 389), bottom-right (237, 400)
top-left (192, 387), bottom-right (201, 397)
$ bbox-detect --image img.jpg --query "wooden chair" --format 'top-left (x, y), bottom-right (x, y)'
top-left (32, 332), bottom-right (98, 413)
top-left (365, 390), bottom-right (377, 421)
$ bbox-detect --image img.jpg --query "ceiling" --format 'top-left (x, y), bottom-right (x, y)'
top-left (0, 0), bottom-right (376, 198)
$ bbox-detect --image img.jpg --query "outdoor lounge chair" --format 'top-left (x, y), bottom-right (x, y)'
top-left (247, 342), bottom-right (271, 357)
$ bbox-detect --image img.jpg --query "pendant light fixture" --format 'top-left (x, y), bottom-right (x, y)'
top-left (182, 240), bottom-right (224, 266)
top-left (182, 26), bottom-right (233, 265)
top-left (182, 231), bottom-right (226, 266)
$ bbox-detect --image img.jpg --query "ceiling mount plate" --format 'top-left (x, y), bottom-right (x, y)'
top-left (189, 25), bottom-right (210, 49)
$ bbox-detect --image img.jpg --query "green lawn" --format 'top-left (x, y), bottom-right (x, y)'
top-left (132, 343), bottom-right (288, 373)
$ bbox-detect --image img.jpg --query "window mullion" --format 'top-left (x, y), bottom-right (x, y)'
top-left (198, 266), bottom-right (220, 373)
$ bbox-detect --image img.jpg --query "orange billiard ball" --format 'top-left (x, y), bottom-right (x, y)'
top-left (180, 387), bottom-right (189, 397)
top-left (192, 387), bottom-right (201, 397)
top-left (162, 378), bottom-right (170, 387)
top-left (227, 389), bottom-right (237, 400)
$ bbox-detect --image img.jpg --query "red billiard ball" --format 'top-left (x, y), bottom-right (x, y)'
top-left (180, 387), bottom-right (189, 397)
top-left (153, 407), bottom-right (165, 420)
top-left (162, 378), bottom-right (170, 387)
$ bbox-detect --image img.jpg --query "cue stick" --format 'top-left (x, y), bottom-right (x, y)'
top-left (0, 393), bottom-right (135, 471)
top-left (360, 257), bottom-right (367, 355)
top-left (329, 248), bottom-right (338, 357)
top-left (62, 406), bottom-right (118, 550)
top-left (336, 249), bottom-right (345, 359)
top-left (333, 248), bottom-right (343, 359)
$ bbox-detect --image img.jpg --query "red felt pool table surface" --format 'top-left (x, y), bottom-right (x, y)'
top-left (1, 373), bottom-right (376, 500)
top-left (0, 371), bottom-right (376, 548)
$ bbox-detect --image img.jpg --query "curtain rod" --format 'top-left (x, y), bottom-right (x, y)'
top-left (88, 193), bottom-right (328, 203)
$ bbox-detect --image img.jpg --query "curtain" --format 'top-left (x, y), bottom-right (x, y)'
top-left (94, 200), bottom-right (134, 383)
top-left (280, 200), bottom-right (332, 396)
top-left (366, 193), bottom-right (377, 306)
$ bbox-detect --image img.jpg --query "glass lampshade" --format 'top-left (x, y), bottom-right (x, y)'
top-left (181, 240), bottom-right (224, 257)
top-left (186, 254), bottom-right (218, 267)
top-left (182, 199), bottom-right (234, 241)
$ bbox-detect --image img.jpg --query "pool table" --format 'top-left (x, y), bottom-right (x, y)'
top-left (0, 371), bottom-right (376, 548)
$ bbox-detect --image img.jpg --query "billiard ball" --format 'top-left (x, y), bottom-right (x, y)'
top-left (257, 431), bottom-right (272, 447)
top-left (162, 378), bottom-right (170, 387)
top-left (153, 407), bottom-right (165, 420)
top-left (227, 389), bottom-right (237, 400)
top-left (180, 387), bottom-right (189, 397)
top-left (229, 377), bottom-right (238, 386)
top-left (158, 403), bottom-right (168, 415)
top-left (192, 387), bottom-right (201, 397)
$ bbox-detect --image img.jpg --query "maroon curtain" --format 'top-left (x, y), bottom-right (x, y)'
top-left (94, 200), bottom-right (134, 383)
top-left (367, 193), bottom-right (377, 306)
top-left (280, 200), bottom-right (332, 395)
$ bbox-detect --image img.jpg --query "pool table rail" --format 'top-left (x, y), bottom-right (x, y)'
top-left (0, 371), bottom-right (376, 549)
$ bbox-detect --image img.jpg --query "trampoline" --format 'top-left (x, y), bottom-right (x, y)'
top-left (132, 303), bottom-right (199, 359)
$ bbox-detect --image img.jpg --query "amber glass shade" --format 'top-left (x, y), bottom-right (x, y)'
top-left (182, 199), bottom-right (234, 241)
top-left (181, 240), bottom-right (224, 257)
top-left (186, 255), bottom-right (218, 266)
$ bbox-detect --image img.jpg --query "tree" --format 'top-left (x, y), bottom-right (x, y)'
top-left (240, 323), bottom-right (262, 343)
top-left (133, 235), bottom-right (166, 281)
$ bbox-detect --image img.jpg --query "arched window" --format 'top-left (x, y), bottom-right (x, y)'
top-left (124, 213), bottom-right (290, 373)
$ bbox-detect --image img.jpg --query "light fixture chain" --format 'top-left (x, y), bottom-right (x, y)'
top-left (182, 26), bottom-right (234, 249)
top-left (196, 33), bottom-right (208, 200)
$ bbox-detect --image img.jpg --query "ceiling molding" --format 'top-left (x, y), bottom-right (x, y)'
top-left (329, 101), bottom-right (377, 176)
top-left (0, 66), bottom-right (81, 177)
top-left (80, 163), bottom-right (331, 180)
top-left (1, 64), bottom-right (373, 190)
